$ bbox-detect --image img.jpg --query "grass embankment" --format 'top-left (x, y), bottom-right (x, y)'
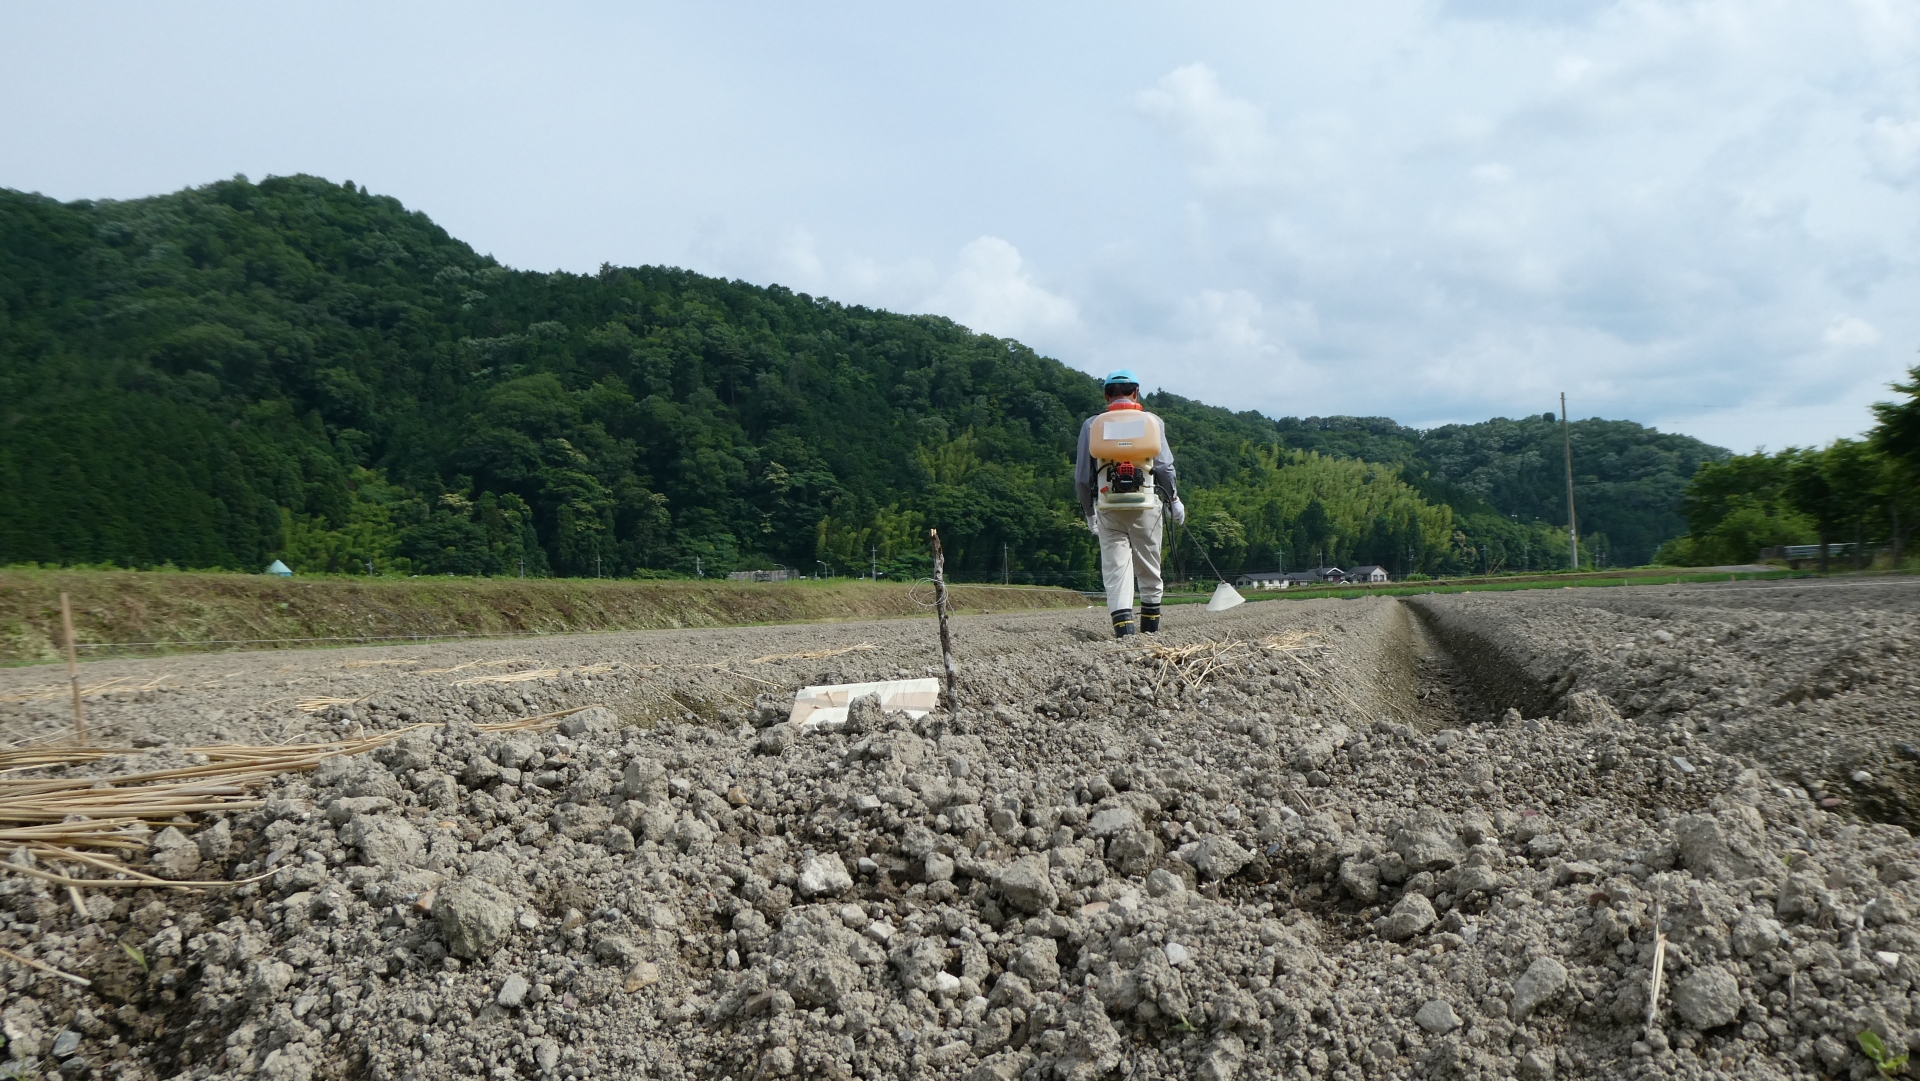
top-left (1160, 567), bottom-right (1806, 605)
top-left (0, 569), bottom-right (1082, 664)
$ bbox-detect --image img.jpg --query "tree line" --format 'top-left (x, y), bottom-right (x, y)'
top-left (1657, 369), bottom-right (1920, 569)
top-left (1, 174), bottom-right (1731, 585)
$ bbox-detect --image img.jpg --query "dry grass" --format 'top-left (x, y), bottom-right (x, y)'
top-left (0, 705), bottom-right (596, 892)
top-left (450, 668), bottom-right (559, 687)
top-left (1128, 630), bottom-right (1404, 727)
top-left (748, 643), bottom-right (876, 664)
top-left (0, 746), bottom-right (120, 773)
top-left (418, 657), bottom-right (536, 675)
top-left (1259, 630), bottom-right (1320, 653)
top-left (296, 694), bottom-right (372, 714)
top-left (0, 673), bottom-right (173, 705)
top-left (1133, 632), bottom-right (1322, 691)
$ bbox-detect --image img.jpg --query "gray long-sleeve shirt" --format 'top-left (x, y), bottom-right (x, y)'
top-left (1074, 410), bottom-right (1177, 518)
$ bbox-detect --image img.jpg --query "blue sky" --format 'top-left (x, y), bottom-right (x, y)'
top-left (6, 2), bottom-right (1916, 452)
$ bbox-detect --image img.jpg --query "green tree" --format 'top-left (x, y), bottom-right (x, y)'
top-left (1657, 450), bottom-right (1813, 566)
top-left (1872, 364), bottom-right (1920, 470)
top-left (1870, 365), bottom-right (1920, 567)
top-left (0, 174), bottom-right (1727, 581)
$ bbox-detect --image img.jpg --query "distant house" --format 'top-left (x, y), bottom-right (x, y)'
top-left (265, 559), bottom-right (292, 577)
top-left (1348, 565), bottom-right (1390, 583)
top-left (1239, 567), bottom-right (1346, 587)
top-left (727, 569), bottom-right (790, 583)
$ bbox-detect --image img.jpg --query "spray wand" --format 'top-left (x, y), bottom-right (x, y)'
top-left (1176, 518), bottom-right (1244, 611)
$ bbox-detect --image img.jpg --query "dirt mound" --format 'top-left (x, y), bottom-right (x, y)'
top-left (2, 582), bottom-right (1918, 1080)
top-left (0, 568), bottom-right (1081, 664)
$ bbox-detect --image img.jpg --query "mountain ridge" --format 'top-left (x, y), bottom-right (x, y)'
top-left (0, 174), bottom-right (1725, 580)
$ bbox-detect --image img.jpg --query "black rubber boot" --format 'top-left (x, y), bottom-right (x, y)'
top-left (1139, 603), bottom-right (1161, 634)
top-left (1110, 609), bottom-right (1136, 638)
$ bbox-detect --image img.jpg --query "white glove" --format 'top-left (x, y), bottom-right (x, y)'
top-left (1087, 516), bottom-right (1099, 535)
top-left (1170, 499), bottom-right (1186, 525)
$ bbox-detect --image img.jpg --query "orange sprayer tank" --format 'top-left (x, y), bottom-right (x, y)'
top-left (1088, 411), bottom-right (1165, 463)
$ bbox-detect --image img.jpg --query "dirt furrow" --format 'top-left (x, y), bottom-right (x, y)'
top-left (0, 580), bottom-right (1913, 1081)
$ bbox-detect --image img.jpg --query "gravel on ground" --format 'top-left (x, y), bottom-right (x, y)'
top-left (1, 578), bottom-right (1916, 1081)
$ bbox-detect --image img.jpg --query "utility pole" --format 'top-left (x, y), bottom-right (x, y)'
top-left (870, 544), bottom-right (878, 581)
top-left (694, 556), bottom-right (702, 579)
top-left (1561, 392), bottom-right (1580, 571)
top-left (1002, 542), bottom-right (1008, 585)
top-left (518, 557), bottom-right (524, 578)
top-left (596, 554), bottom-right (602, 579)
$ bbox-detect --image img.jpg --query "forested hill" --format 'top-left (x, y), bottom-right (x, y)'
top-left (0, 175), bottom-right (1722, 582)
top-left (1265, 414), bottom-right (1728, 567)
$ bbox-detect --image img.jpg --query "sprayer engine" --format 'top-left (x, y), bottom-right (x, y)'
top-left (1096, 460), bottom-right (1156, 509)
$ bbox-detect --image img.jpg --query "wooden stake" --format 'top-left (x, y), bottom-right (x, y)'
top-left (928, 530), bottom-right (960, 715)
top-left (60, 592), bottom-right (86, 744)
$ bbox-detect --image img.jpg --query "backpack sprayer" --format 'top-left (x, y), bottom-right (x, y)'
top-left (1088, 404), bottom-right (1164, 511)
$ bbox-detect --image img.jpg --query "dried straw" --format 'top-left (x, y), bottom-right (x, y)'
top-left (1258, 631), bottom-right (1320, 652)
top-left (0, 674), bottom-right (173, 706)
top-left (0, 945), bottom-right (89, 987)
top-left (296, 694), bottom-right (372, 714)
top-left (627, 660), bottom-right (778, 687)
top-left (418, 657), bottom-right (535, 675)
top-left (0, 747), bottom-right (120, 774)
top-left (1646, 898), bottom-right (1668, 1035)
top-left (451, 668), bottom-right (558, 687)
top-left (749, 643), bottom-right (876, 664)
top-left (1134, 639), bottom-right (1252, 691)
top-left (0, 705), bottom-right (597, 891)
top-left (1126, 631), bottom-right (1401, 725)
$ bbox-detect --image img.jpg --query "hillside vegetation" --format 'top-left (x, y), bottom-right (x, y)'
top-left (1655, 388), bottom-right (1920, 568)
top-left (1, 174), bottom-right (1724, 582)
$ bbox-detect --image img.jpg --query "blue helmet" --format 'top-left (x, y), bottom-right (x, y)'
top-left (1103, 369), bottom-right (1140, 387)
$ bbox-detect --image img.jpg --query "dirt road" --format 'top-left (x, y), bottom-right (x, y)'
top-left (1, 578), bottom-right (1916, 1080)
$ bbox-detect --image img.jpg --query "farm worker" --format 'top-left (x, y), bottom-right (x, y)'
top-left (1074, 370), bottom-right (1184, 637)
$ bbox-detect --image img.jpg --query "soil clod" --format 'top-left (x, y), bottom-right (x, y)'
top-left (0, 580), bottom-right (1916, 1078)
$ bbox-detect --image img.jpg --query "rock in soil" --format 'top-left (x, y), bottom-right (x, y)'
top-left (2, 578), bottom-right (1919, 1079)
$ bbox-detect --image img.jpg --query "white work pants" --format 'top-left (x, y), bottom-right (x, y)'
top-left (1096, 503), bottom-right (1164, 614)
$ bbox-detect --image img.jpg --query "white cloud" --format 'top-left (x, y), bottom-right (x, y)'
top-left (774, 227), bottom-right (824, 282)
top-left (1824, 316), bottom-right (1882, 348)
top-left (1132, 63), bottom-right (1279, 191)
top-left (13, 3), bottom-right (1917, 450)
top-left (1110, 5), bottom-right (1920, 442)
top-left (1182, 288), bottom-right (1278, 356)
top-left (1865, 115), bottom-right (1920, 187)
top-left (920, 237), bottom-right (1080, 343)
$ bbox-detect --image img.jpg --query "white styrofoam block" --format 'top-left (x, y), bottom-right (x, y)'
top-left (790, 677), bottom-right (941, 729)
